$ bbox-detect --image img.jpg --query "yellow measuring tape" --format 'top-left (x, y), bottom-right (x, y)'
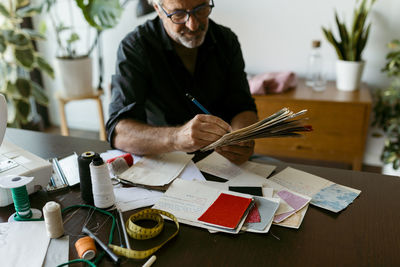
top-left (108, 208), bottom-right (179, 260)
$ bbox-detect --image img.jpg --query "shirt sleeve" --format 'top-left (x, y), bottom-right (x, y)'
top-left (106, 36), bottom-right (150, 145)
top-left (219, 31), bottom-right (257, 123)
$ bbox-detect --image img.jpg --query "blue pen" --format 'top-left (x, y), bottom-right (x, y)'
top-left (186, 93), bottom-right (211, 114)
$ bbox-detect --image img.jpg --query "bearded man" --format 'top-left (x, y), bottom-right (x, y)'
top-left (106, 0), bottom-right (258, 164)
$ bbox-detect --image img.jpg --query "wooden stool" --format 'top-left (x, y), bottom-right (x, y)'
top-left (56, 90), bottom-right (106, 141)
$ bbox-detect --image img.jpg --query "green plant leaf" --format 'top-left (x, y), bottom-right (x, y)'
top-left (0, 34), bottom-right (5, 53)
top-left (0, 3), bottom-right (10, 17)
top-left (323, 0), bottom-right (375, 61)
top-left (14, 99), bottom-right (30, 123)
top-left (75, 0), bottom-right (122, 30)
top-left (16, 5), bottom-right (41, 18)
top-left (16, 0), bottom-right (30, 9)
top-left (35, 56), bottom-right (54, 79)
top-left (40, 0), bottom-right (57, 13)
top-left (22, 29), bottom-right (46, 41)
top-left (15, 48), bottom-right (34, 68)
top-left (2, 30), bottom-right (14, 43)
top-left (15, 78), bottom-right (32, 98)
top-left (4, 81), bottom-right (19, 98)
top-left (31, 82), bottom-right (49, 106)
top-left (322, 27), bottom-right (344, 60)
top-left (8, 32), bottom-right (29, 47)
top-left (67, 33), bottom-right (80, 44)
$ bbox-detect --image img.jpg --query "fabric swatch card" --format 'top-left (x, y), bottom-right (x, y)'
top-left (198, 193), bottom-right (253, 229)
top-left (274, 190), bottom-right (310, 223)
top-left (311, 184), bottom-right (360, 212)
top-left (245, 203), bottom-right (261, 223)
top-left (244, 196), bottom-right (280, 232)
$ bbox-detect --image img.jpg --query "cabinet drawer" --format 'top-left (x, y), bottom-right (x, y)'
top-left (254, 99), bottom-right (369, 163)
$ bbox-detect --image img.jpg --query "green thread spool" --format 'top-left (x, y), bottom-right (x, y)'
top-left (0, 175), bottom-right (42, 222)
top-left (11, 185), bottom-right (33, 219)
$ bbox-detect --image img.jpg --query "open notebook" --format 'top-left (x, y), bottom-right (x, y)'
top-left (201, 107), bottom-right (312, 151)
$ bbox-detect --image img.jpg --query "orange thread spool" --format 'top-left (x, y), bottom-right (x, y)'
top-left (75, 236), bottom-right (97, 260)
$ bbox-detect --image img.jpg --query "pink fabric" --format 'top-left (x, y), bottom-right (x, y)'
top-left (249, 71), bottom-right (297, 95)
top-left (245, 203), bottom-right (261, 223)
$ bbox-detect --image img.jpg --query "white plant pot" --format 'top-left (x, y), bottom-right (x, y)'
top-left (382, 163), bottom-right (400, 177)
top-left (55, 57), bottom-right (93, 97)
top-left (335, 60), bottom-right (365, 91)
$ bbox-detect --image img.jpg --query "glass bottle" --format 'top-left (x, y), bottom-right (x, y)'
top-left (305, 40), bottom-right (326, 91)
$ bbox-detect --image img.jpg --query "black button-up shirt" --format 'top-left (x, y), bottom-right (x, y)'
top-left (106, 17), bottom-right (257, 144)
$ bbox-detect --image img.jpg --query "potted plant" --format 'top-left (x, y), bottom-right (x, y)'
top-left (0, 1), bottom-right (54, 128)
top-left (372, 40), bottom-right (400, 175)
top-left (322, 0), bottom-right (376, 91)
top-left (40, 0), bottom-right (122, 97)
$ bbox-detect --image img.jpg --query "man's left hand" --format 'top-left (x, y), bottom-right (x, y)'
top-left (215, 140), bottom-right (255, 165)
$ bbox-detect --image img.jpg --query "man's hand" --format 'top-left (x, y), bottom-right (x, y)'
top-left (174, 114), bottom-right (231, 152)
top-left (215, 140), bottom-right (255, 165)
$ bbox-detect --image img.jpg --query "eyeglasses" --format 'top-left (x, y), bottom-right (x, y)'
top-left (159, 0), bottom-right (214, 24)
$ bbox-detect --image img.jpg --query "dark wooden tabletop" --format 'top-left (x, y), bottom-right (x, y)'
top-left (2, 128), bottom-right (400, 267)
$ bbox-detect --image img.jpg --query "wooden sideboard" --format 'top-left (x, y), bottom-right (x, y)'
top-left (253, 79), bottom-right (372, 170)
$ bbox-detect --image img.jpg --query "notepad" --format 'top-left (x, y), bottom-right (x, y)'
top-left (198, 193), bottom-right (253, 229)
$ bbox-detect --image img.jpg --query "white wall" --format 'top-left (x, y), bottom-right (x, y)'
top-left (37, 0), bottom-right (400, 164)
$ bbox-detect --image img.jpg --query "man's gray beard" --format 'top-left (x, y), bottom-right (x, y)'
top-left (176, 32), bottom-right (206, 48)
top-left (172, 23), bottom-right (208, 48)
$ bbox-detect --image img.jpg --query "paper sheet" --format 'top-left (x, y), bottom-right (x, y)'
top-left (178, 160), bottom-right (206, 181)
top-left (269, 167), bottom-right (332, 196)
top-left (195, 152), bottom-right (275, 181)
top-left (120, 152), bottom-right (193, 186)
top-left (262, 187), bottom-right (274, 198)
top-left (153, 179), bottom-right (220, 223)
top-left (0, 221), bottom-right (50, 267)
top-left (114, 187), bottom-right (164, 212)
top-left (42, 235), bottom-right (69, 267)
top-left (195, 180), bottom-right (229, 190)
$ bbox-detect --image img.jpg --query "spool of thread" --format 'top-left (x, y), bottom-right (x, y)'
top-left (0, 175), bottom-right (42, 221)
top-left (90, 156), bottom-right (115, 209)
top-left (75, 236), bottom-right (97, 260)
top-left (78, 151), bottom-right (99, 204)
top-left (43, 201), bottom-right (64, 238)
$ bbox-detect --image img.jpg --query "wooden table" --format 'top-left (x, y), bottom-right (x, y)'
top-left (2, 128), bottom-right (400, 267)
top-left (253, 79), bottom-right (372, 170)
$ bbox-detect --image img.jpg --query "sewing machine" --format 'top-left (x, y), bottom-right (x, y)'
top-left (0, 94), bottom-right (52, 207)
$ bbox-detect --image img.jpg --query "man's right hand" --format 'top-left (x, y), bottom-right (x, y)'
top-left (173, 114), bottom-right (231, 152)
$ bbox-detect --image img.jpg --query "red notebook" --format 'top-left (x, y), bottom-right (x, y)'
top-left (198, 193), bottom-right (253, 229)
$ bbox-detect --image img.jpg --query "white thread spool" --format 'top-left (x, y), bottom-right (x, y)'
top-left (43, 201), bottom-right (64, 238)
top-left (90, 157), bottom-right (115, 209)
